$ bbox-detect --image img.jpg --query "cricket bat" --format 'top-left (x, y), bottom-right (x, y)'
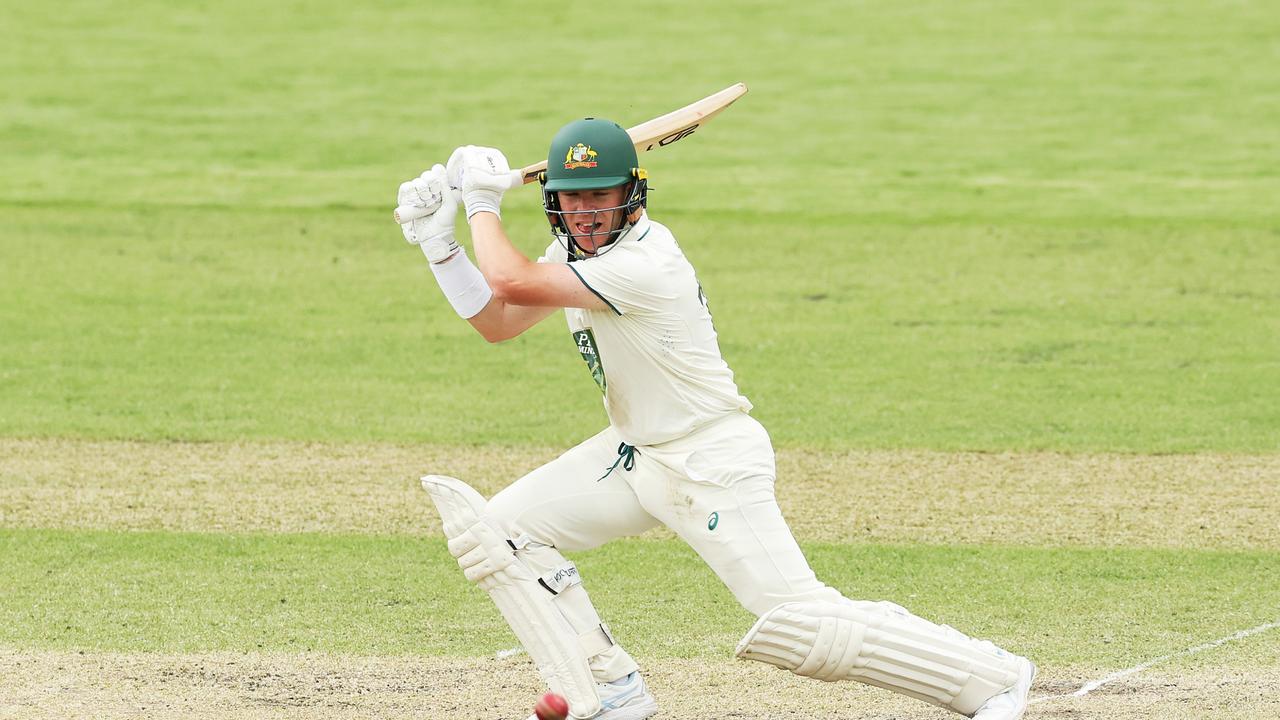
top-left (394, 82), bottom-right (748, 224)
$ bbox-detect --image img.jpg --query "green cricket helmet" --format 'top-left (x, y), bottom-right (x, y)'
top-left (541, 117), bottom-right (648, 257)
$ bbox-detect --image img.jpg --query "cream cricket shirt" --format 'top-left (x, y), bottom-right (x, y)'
top-left (538, 213), bottom-right (752, 446)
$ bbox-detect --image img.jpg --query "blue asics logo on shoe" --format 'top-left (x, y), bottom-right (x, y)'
top-left (596, 671), bottom-right (659, 718)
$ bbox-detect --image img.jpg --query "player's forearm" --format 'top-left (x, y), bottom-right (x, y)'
top-left (465, 295), bottom-right (511, 342)
top-left (468, 212), bottom-right (536, 297)
top-left (464, 294), bottom-right (556, 343)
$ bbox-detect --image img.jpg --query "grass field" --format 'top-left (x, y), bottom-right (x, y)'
top-left (3, 0), bottom-right (1279, 718)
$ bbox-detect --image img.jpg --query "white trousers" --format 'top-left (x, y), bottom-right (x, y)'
top-left (485, 412), bottom-right (843, 682)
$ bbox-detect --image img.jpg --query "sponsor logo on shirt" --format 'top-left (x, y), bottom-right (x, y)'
top-left (573, 329), bottom-right (606, 392)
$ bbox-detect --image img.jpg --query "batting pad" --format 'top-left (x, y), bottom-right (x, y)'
top-left (422, 475), bottom-right (602, 719)
top-left (735, 600), bottom-right (1021, 715)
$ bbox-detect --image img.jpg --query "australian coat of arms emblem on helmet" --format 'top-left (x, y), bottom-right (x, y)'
top-left (564, 143), bottom-right (598, 170)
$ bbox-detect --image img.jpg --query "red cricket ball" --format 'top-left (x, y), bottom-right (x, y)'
top-left (534, 691), bottom-right (570, 720)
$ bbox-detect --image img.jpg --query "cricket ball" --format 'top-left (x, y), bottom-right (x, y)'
top-left (534, 691), bottom-right (570, 720)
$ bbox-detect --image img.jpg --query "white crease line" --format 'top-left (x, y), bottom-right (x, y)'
top-left (1030, 619), bottom-right (1280, 704)
top-left (496, 647), bottom-right (526, 660)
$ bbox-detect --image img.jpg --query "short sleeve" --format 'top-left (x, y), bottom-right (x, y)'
top-left (569, 243), bottom-right (674, 315)
top-left (536, 240), bottom-right (566, 265)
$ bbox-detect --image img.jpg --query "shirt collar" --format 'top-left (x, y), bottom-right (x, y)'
top-left (618, 211), bottom-right (651, 244)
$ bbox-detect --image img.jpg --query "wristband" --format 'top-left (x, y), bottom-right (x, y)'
top-left (429, 248), bottom-right (493, 319)
top-left (463, 189), bottom-right (502, 220)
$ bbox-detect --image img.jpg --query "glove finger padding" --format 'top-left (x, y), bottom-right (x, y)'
top-left (397, 166), bottom-right (446, 245)
top-left (397, 164), bottom-right (461, 263)
top-left (447, 145), bottom-right (512, 219)
top-left (445, 146), bottom-right (468, 191)
top-left (398, 167), bottom-right (446, 212)
top-left (397, 177), bottom-right (426, 245)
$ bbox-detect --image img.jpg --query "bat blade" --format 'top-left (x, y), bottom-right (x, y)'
top-left (514, 82), bottom-right (748, 185)
top-left (394, 83), bottom-right (748, 224)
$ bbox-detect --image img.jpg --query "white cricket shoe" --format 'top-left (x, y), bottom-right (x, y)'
top-left (526, 671), bottom-right (658, 720)
top-left (971, 655), bottom-right (1036, 720)
top-left (594, 671), bottom-right (658, 719)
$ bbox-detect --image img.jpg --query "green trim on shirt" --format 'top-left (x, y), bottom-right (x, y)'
top-left (568, 265), bottom-right (622, 316)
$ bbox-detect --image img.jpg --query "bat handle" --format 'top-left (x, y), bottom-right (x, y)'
top-left (392, 172), bottom-right (524, 224)
top-left (392, 205), bottom-right (429, 224)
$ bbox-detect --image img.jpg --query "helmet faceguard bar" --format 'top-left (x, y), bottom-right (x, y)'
top-left (542, 170), bottom-right (649, 259)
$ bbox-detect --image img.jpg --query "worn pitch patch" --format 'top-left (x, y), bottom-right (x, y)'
top-left (2, 439), bottom-right (1277, 549)
top-left (1, 649), bottom-right (1277, 720)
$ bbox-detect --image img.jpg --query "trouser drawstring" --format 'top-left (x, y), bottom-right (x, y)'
top-left (598, 442), bottom-right (638, 481)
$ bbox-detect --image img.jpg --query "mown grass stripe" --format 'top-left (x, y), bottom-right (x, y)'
top-left (5, 440), bottom-right (1277, 550)
top-left (3, 528), bottom-right (1277, 668)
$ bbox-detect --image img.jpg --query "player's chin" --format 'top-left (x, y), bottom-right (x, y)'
top-left (570, 235), bottom-right (602, 255)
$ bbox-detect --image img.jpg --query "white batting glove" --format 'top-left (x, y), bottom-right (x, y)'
top-left (446, 145), bottom-right (511, 220)
top-left (397, 164), bottom-right (460, 263)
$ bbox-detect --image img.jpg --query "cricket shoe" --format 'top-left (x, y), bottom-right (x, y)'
top-left (971, 655), bottom-right (1036, 720)
top-left (527, 671), bottom-right (658, 720)
top-left (594, 671), bottom-right (658, 719)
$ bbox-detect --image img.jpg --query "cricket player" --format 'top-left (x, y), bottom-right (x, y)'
top-left (397, 118), bottom-right (1035, 720)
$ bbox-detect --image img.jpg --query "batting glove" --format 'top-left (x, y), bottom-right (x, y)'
top-left (446, 145), bottom-right (512, 220)
top-left (397, 164), bottom-right (460, 263)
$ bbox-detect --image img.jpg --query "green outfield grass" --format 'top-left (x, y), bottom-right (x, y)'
top-left (3, 0), bottom-right (1279, 716)
top-left (5, 528), bottom-right (1278, 670)
top-left (3, 0), bottom-right (1279, 450)
top-left (4, 205), bottom-right (1277, 450)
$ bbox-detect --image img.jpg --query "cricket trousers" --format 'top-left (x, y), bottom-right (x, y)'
top-left (485, 411), bottom-right (843, 683)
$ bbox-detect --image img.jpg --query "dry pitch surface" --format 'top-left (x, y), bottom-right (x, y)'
top-left (3, 439), bottom-right (1278, 719)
